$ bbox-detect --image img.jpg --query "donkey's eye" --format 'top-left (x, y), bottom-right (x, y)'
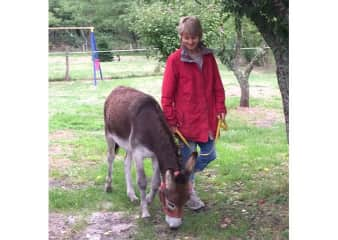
top-left (167, 201), bottom-right (176, 211)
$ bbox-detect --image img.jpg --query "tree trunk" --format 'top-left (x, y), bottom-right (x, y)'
top-left (239, 77), bottom-right (250, 107)
top-left (230, 16), bottom-right (266, 108)
top-left (273, 46), bottom-right (289, 140)
top-left (80, 29), bottom-right (88, 52)
top-left (234, 17), bottom-right (249, 107)
top-left (248, 12), bottom-right (289, 142)
top-left (233, 69), bottom-right (250, 107)
top-left (130, 32), bottom-right (138, 49)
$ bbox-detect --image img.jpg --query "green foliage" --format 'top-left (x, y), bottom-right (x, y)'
top-left (216, 14), bottom-right (265, 70)
top-left (129, 2), bottom-right (180, 61)
top-left (49, 0), bottom-right (138, 50)
top-left (97, 40), bottom-right (113, 62)
top-left (49, 0), bottom-right (76, 27)
top-left (221, 0), bottom-right (289, 43)
top-left (48, 0), bottom-right (267, 62)
top-left (241, 19), bottom-right (264, 60)
top-left (129, 0), bottom-right (224, 61)
top-left (129, 0), bottom-right (263, 63)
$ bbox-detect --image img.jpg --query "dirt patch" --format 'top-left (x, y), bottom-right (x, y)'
top-left (49, 211), bottom-right (137, 240)
top-left (49, 155), bottom-right (73, 171)
top-left (79, 212), bottom-right (136, 240)
top-left (49, 178), bottom-right (95, 190)
top-left (50, 130), bottom-right (76, 141)
top-left (232, 107), bottom-right (283, 128)
top-left (49, 213), bottom-right (77, 240)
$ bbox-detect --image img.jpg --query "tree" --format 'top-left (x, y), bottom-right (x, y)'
top-left (49, 0), bottom-right (139, 50)
top-left (129, 1), bottom-right (223, 61)
top-left (221, 0), bottom-right (289, 141)
top-left (218, 15), bottom-right (267, 107)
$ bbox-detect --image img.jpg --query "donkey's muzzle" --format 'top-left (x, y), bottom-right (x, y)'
top-left (159, 183), bottom-right (184, 228)
top-left (165, 215), bottom-right (182, 228)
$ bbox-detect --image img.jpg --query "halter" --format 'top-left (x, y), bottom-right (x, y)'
top-left (158, 171), bottom-right (192, 218)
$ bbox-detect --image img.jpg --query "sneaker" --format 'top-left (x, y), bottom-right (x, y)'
top-left (186, 190), bottom-right (205, 210)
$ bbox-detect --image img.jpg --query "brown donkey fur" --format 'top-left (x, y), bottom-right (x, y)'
top-left (104, 86), bottom-right (195, 228)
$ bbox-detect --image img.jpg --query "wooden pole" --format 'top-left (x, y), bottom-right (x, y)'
top-left (65, 47), bottom-right (70, 81)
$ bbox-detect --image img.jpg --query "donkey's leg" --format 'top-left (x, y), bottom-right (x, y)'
top-left (146, 157), bottom-right (160, 204)
top-left (134, 154), bottom-right (150, 218)
top-left (105, 137), bottom-right (115, 193)
top-left (124, 152), bottom-right (138, 202)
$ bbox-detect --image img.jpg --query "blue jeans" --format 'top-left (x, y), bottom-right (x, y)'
top-left (179, 137), bottom-right (216, 180)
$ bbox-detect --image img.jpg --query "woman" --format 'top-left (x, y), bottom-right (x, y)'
top-left (161, 16), bottom-right (227, 210)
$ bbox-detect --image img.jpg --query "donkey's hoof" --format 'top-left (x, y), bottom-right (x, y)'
top-left (141, 212), bottom-right (151, 218)
top-left (105, 184), bottom-right (112, 193)
top-left (128, 193), bottom-right (138, 202)
top-left (146, 194), bottom-right (153, 204)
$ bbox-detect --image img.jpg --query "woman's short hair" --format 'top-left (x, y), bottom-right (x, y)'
top-left (177, 16), bottom-right (203, 39)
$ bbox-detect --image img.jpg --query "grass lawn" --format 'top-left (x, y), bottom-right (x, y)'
top-left (49, 59), bottom-right (288, 239)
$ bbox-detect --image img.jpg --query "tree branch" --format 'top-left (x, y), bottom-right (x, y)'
top-left (233, 16), bottom-right (242, 67)
top-left (244, 43), bottom-right (268, 77)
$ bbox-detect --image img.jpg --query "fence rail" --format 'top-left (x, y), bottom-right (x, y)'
top-left (48, 47), bottom-right (270, 55)
top-left (48, 48), bottom-right (151, 55)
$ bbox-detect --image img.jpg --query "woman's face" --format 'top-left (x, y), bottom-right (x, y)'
top-left (181, 32), bottom-right (200, 52)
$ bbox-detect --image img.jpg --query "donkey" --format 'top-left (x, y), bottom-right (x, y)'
top-left (103, 86), bottom-right (196, 228)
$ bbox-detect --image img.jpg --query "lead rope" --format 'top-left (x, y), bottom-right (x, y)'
top-left (215, 118), bottom-right (228, 141)
top-left (175, 119), bottom-right (228, 156)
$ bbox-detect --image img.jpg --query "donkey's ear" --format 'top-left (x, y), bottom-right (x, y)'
top-left (184, 152), bottom-right (197, 174)
top-left (165, 169), bottom-right (176, 191)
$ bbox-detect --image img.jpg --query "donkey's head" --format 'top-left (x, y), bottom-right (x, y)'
top-left (158, 152), bottom-right (197, 228)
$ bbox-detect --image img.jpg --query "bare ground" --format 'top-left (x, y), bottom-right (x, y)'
top-left (232, 106), bottom-right (284, 128)
top-left (49, 212), bottom-right (137, 240)
top-left (226, 85), bottom-right (280, 99)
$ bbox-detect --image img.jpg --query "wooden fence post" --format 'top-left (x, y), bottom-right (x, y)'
top-left (65, 47), bottom-right (70, 81)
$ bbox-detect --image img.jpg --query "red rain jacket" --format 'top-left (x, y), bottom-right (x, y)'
top-left (161, 48), bottom-right (226, 142)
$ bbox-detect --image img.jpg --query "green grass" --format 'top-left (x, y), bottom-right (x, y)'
top-left (49, 59), bottom-right (288, 239)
